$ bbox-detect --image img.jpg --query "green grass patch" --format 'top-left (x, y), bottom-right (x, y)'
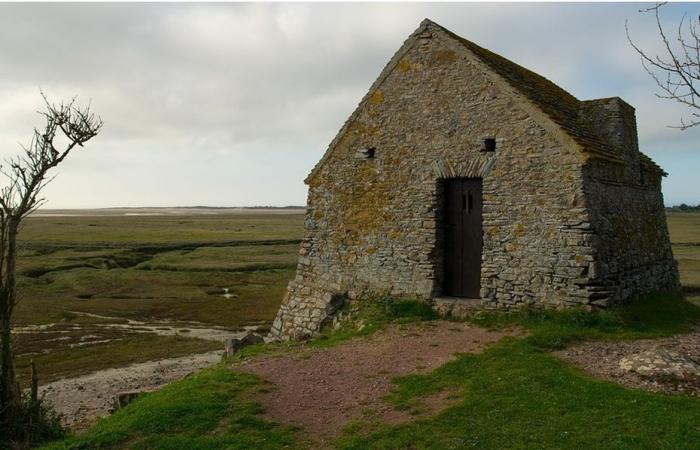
top-left (12, 212), bottom-right (304, 387)
top-left (21, 212), bottom-right (700, 449)
top-left (667, 211), bottom-right (700, 245)
top-left (228, 298), bottom-right (440, 360)
top-left (338, 337), bottom-right (700, 450)
top-left (41, 366), bottom-right (297, 450)
top-left (14, 267), bottom-right (293, 327)
top-left (42, 293), bottom-right (700, 450)
top-left (336, 293), bottom-right (700, 449)
top-left (309, 297), bottom-right (440, 349)
top-left (21, 213), bottom-right (304, 247)
top-left (470, 292), bottom-right (700, 350)
top-left (667, 211), bottom-right (700, 301)
top-left (135, 244), bottom-right (299, 272)
top-left (386, 299), bottom-right (439, 321)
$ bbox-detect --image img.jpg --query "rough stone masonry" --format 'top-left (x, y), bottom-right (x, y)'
top-left (269, 19), bottom-right (680, 340)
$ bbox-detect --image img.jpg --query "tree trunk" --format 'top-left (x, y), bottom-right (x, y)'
top-left (30, 360), bottom-right (38, 404)
top-left (0, 220), bottom-right (21, 427)
top-left (0, 306), bottom-right (21, 426)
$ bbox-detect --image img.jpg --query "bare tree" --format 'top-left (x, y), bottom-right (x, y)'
top-left (0, 93), bottom-right (102, 430)
top-left (627, 2), bottom-right (700, 129)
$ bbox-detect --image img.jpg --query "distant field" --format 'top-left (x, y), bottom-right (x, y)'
top-left (14, 209), bottom-right (305, 384)
top-left (667, 211), bottom-right (700, 296)
top-left (12, 209), bottom-right (698, 385)
top-left (24, 208), bottom-right (304, 245)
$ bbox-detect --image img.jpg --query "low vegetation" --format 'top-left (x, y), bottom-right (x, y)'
top-left (6, 210), bottom-right (699, 449)
top-left (15, 335), bottom-right (218, 385)
top-left (39, 293), bottom-right (700, 450)
top-left (667, 211), bottom-right (700, 300)
top-left (12, 212), bottom-right (303, 385)
top-left (41, 368), bottom-right (296, 450)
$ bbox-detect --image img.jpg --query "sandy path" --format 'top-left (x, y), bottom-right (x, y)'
top-left (41, 351), bottom-right (222, 430)
top-left (235, 321), bottom-right (521, 445)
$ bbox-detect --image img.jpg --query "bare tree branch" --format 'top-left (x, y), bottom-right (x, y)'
top-left (626, 2), bottom-right (700, 129)
top-left (0, 92), bottom-right (102, 428)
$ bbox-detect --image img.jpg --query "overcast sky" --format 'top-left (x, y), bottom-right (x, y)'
top-left (0, 2), bottom-right (698, 208)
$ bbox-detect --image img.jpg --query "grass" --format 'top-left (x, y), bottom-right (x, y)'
top-left (336, 295), bottom-right (700, 450)
top-left (40, 366), bottom-right (297, 450)
top-left (667, 211), bottom-right (700, 302)
top-left (42, 294), bottom-right (700, 450)
top-left (470, 292), bottom-right (699, 350)
top-left (339, 338), bottom-right (700, 450)
top-left (12, 211), bottom-right (304, 383)
top-left (16, 267), bottom-right (294, 327)
top-left (666, 211), bottom-right (700, 245)
top-left (673, 245), bottom-right (700, 288)
top-left (135, 243), bottom-right (300, 272)
top-left (226, 297), bottom-right (441, 360)
top-left (16, 335), bottom-right (219, 385)
top-left (20, 213), bottom-right (304, 246)
top-left (20, 210), bottom-right (700, 448)
top-left (309, 297), bottom-right (439, 349)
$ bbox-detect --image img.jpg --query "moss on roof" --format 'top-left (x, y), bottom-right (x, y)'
top-left (429, 20), bottom-right (623, 163)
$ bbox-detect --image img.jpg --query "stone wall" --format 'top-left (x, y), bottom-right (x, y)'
top-left (270, 27), bottom-right (597, 340)
top-left (581, 101), bottom-right (679, 305)
top-left (268, 22), bottom-right (679, 340)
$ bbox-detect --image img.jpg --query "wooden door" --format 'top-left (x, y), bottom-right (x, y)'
top-left (443, 178), bottom-right (483, 298)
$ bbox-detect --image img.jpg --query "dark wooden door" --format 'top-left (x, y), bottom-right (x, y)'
top-left (443, 178), bottom-right (483, 298)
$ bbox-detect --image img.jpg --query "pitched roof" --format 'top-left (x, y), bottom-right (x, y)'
top-left (639, 152), bottom-right (666, 175)
top-left (427, 20), bottom-right (622, 163)
top-left (307, 19), bottom-right (656, 183)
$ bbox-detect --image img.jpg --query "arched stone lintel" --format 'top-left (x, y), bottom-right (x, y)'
top-left (431, 155), bottom-right (497, 179)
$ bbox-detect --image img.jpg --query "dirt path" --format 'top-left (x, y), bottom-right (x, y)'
top-left (41, 351), bottom-right (223, 430)
top-left (235, 321), bottom-right (520, 445)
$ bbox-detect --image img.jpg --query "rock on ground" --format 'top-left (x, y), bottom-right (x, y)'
top-left (555, 328), bottom-right (700, 397)
top-left (619, 347), bottom-right (700, 379)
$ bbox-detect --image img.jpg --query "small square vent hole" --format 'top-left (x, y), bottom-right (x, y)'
top-left (482, 138), bottom-right (496, 152)
top-left (362, 147), bottom-right (376, 159)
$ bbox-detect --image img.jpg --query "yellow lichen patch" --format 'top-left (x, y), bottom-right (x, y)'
top-left (316, 120), bottom-right (379, 178)
top-left (366, 247), bottom-right (376, 254)
top-left (430, 49), bottom-right (457, 65)
top-left (505, 242), bottom-right (519, 252)
top-left (514, 223), bottom-right (526, 237)
top-left (313, 210), bottom-right (324, 220)
top-left (397, 58), bottom-right (411, 72)
top-left (330, 163), bottom-right (394, 242)
top-left (575, 255), bottom-right (584, 264)
top-left (369, 90), bottom-right (385, 105)
top-left (346, 120), bottom-right (378, 137)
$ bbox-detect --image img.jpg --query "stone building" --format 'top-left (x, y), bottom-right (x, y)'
top-left (269, 19), bottom-right (679, 340)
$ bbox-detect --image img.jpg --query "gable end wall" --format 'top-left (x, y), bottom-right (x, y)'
top-left (270, 33), bottom-right (601, 340)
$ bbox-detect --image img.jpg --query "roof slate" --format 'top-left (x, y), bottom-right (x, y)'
top-left (639, 152), bottom-right (666, 175)
top-left (307, 19), bottom-right (665, 183)
top-left (428, 20), bottom-right (623, 163)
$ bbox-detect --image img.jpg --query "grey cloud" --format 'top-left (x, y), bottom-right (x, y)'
top-left (0, 2), bottom-right (697, 207)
